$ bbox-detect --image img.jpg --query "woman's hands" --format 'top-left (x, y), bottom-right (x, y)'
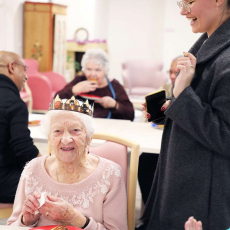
top-left (184, 216), bottom-right (203, 230)
top-left (95, 96), bottom-right (117, 109)
top-left (142, 102), bottom-right (150, 120)
top-left (142, 100), bottom-right (171, 120)
top-left (173, 52), bottom-right (196, 98)
top-left (22, 193), bottom-right (86, 228)
top-left (72, 80), bottom-right (98, 95)
top-left (39, 195), bottom-right (86, 228)
top-left (22, 191), bottom-right (41, 226)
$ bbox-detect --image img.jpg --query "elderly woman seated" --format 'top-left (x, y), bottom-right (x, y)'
top-left (7, 96), bottom-right (127, 229)
top-left (56, 48), bottom-right (134, 121)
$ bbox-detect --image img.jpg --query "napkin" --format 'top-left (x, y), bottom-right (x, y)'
top-left (35, 192), bottom-right (47, 215)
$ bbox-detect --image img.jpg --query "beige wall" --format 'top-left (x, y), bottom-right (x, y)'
top-left (0, 0), bottom-right (24, 55)
top-left (162, 0), bottom-right (200, 70)
top-left (66, 0), bottom-right (97, 40)
top-left (107, 0), bottom-right (166, 83)
top-left (0, 0), bottom-right (202, 83)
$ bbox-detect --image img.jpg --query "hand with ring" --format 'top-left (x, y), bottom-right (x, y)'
top-left (142, 101), bottom-right (171, 121)
top-left (142, 102), bottom-right (150, 120)
top-left (22, 191), bottom-right (41, 226)
top-left (173, 52), bottom-right (197, 98)
top-left (39, 194), bottom-right (86, 228)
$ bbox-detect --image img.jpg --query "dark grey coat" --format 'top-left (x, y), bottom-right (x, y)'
top-left (141, 19), bottom-right (230, 230)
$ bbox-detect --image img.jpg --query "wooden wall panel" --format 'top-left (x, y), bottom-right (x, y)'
top-left (24, 11), bottom-right (51, 72)
top-left (52, 5), bottom-right (67, 15)
top-left (24, 2), bottom-right (66, 72)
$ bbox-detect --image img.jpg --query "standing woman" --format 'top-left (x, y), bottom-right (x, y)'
top-left (140, 0), bottom-right (230, 230)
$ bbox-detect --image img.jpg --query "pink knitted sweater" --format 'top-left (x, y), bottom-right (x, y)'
top-left (7, 155), bottom-right (127, 230)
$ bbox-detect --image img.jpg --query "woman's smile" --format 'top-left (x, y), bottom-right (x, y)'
top-left (60, 147), bottom-right (75, 152)
top-left (187, 17), bottom-right (197, 26)
top-left (49, 113), bottom-right (88, 164)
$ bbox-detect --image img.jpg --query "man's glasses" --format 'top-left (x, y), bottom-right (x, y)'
top-left (168, 70), bottom-right (178, 75)
top-left (0, 63), bottom-right (28, 72)
top-left (13, 62), bottom-right (28, 72)
top-left (177, 1), bottom-right (192, 13)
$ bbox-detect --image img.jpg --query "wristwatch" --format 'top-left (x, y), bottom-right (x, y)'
top-left (82, 216), bottom-right (90, 229)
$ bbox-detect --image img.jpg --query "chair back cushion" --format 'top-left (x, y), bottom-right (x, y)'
top-left (122, 59), bottom-right (168, 95)
top-left (27, 75), bottom-right (52, 110)
top-left (24, 59), bottom-right (40, 75)
top-left (89, 141), bottom-right (128, 187)
top-left (41, 71), bottom-right (66, 92)
top-left (0, 203), bottom-right (13, 208)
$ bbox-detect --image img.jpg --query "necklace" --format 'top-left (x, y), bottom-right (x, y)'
top-left (56, 168), bottom-right (79, 183)
top-left (56, 164), bottom-right (89, 184)
top-left (55, 156), bottom-right (94, 183)
top-left (56, 169), bottom-right (59, 182)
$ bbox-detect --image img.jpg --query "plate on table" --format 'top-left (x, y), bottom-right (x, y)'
top-left (151, 123), bottom-right (164, 129)
top-left (29, 225), bottom-right (82, 230)
top-left (79, 93), bottom-right (102, 101)
top-left (28, 120), bottom-right (41, 126)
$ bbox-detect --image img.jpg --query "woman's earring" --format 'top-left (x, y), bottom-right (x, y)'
top-left (48, 142), bottom-right (52, 156)
top-left (87, 146), bottom-right (90, 154)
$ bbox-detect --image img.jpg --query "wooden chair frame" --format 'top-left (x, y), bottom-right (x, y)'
top-left (92, 133), bottom-right (140, 230)
top-left (0, 204), bottom-right (13, 219)
top-left (21, 82), bottom-right (33, 113)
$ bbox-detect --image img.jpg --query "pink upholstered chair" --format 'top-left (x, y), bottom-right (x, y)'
top-left (89, 133), bottom-right (139, 230)
top-left (0, 203), bottom-right (13, 219)
top-left (24, 59), bottom-right (66, 113)
top-left (90, 138), bottom-right (128, 186)
top-left (27, 75), bottom-right (52, 113)
top-left (40, 71), bottom-right (66, 100)
top-left (24, 58), bottom-right (41, 76)
top-left (122, 59), bottom-right (168, 96)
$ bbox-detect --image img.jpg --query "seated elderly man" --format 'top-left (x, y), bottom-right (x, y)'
top-left (56, 48), bottom-right (134, 121)
top-left (0, 51), bottom-right (40, 203)
top-left (7, 96), bottom-right (127, 230)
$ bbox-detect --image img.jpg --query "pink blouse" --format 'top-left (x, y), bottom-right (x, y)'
top-left (7, 155), bottom-right (128, 230)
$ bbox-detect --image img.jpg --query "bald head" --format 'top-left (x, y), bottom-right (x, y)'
top-left (0, 51), bottom-right (27, 91)
top-left (0, 51), bottom-right (20, 67)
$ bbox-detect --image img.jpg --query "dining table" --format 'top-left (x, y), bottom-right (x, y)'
top-left (0, 226), bottom-right (82, 230)
top-left (0, 226), bottom-right (29, 230)
top-left (29, 113), bottom-right (163, 154)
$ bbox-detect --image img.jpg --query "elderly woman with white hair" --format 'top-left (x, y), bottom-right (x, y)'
top-left (56, 48), bottom-right (134, 121)
top-left (7, 97), bottom-right (127, 230)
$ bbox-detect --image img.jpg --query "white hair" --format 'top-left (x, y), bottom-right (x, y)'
top-left (81, 48), bottom-right (109, 75)
top-left (40, 110), bottom-right (95, 140)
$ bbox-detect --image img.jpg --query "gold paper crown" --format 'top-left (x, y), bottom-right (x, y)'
top-left (49, 95), bottom-right (94, 117)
